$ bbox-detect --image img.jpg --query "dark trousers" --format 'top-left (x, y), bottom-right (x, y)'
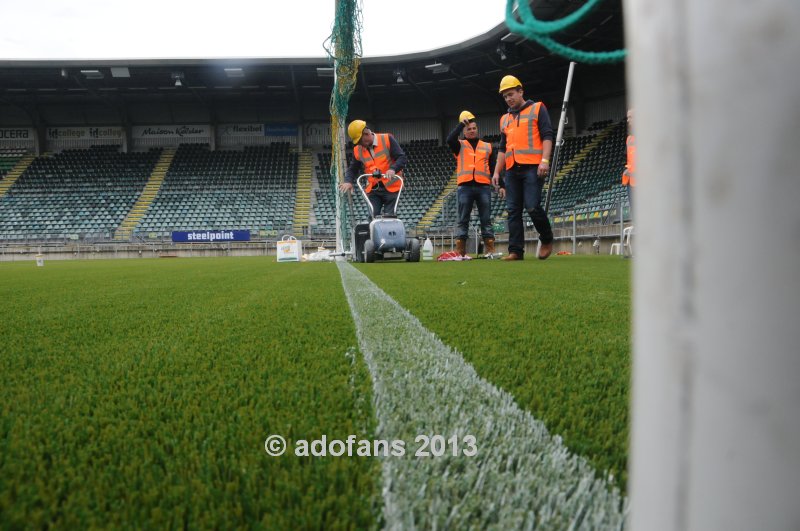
top-left (368, 186), bottom-right (398, 218)
top-left (504, 163), bottom-right (553, 257)
top-left (456, 184), bottom-right (494, 240)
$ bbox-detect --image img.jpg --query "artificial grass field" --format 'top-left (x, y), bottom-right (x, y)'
top-left (1, 255), bottom-right (630, 527)
top-left (359, 256), bottom-right (632, 491)
top-left (0, 258), bottom-right (379, 529)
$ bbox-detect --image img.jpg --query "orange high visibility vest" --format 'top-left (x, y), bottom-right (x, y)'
top-left (622, 134), bottom-right (636, 186)
top-left (455, 139), bottom-right (492, 185)
top-left (353, 133), bottom-right (402, 193)
top-left (500, 101), bottom-right (544, 169)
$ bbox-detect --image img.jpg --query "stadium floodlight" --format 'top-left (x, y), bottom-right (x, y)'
top-left (425, 62), bottom-right (450, 74)
top-left (496, 43), bottom-right (508, 61)
top-left (80, 69), bottom-right (104, 79)
top-left (224, 67), bottom-right (245, 78)
top-left (110, 67), bottom-right (130, 78)
top-left (317, 67), bottom-right (335, 77)
top-left (501, 32), bottom-right (524, 43)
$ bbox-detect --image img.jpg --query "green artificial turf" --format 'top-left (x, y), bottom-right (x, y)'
top-left (358, 255), bottom-right (631, 491)
top-left (0, 253), bottom-right (632, 527)
top-left (0, 257), bottom-right (379, 529)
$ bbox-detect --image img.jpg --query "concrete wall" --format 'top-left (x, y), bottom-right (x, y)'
top-left (1, 242), bottom-right (289, 262)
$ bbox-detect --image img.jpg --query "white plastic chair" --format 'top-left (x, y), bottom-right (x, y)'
top-left (610, 226), bottom-right (634, 256)
top-left (623, 226), bottom-right (634, 256)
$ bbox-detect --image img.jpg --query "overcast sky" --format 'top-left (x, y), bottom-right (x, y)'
top-left (0, 0), bottom-right (506, 60)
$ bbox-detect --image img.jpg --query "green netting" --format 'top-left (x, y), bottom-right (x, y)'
top-left (324, 0), bottom-right (362, 255)
top-left (505, 0), bottom-right (626, 63)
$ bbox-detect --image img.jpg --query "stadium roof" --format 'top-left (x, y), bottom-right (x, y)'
top-left (0, 1), bottom-right (624, 124)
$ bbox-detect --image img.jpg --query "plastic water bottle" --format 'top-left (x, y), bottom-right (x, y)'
top-left (422, 237), bottom-right (434, 261)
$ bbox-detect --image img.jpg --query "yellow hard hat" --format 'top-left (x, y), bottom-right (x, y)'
top-left (498, 75), bottom-right (523, 94)
top-left (347, 120), bottom-right (367, 144)
top-left (459, 110), bottom-right (476, 123)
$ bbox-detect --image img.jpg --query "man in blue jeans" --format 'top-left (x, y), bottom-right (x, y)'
top-left (491, 75), bottom-right (555, 260)
top-left (446, 110), bottom-right (498, 257)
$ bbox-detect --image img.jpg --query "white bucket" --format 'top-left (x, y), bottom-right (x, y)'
top-left (422, 238), bottom-right (434, 261)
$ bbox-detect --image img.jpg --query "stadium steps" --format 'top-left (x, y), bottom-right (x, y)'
top-left (0, 154), bottom-right (36, 198)
top-left (308, 160), bottom-right (322, 228)
top-left (546, 122), bottom-right (619, 191)
top-left (291, 148), bottom-right (313, 236)
top-left (416, 170), bottom-right (458, 231)
top-left (114, 148), bottom-right (175, 240)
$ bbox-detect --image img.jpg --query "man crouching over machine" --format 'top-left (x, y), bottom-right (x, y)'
top-left (338, 120), bottom-right (407, 218)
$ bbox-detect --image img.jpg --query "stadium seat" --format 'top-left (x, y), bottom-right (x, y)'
top-left (0, 146), bottom-right (159, 241)
top-left (135, 143), bottom-right (299, 237)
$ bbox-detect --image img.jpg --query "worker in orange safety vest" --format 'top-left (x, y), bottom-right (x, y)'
top-left (491, 75), bottom-right (555, 260)
top-left (446, 110), bottom-right (498, 257)
top-left (339, 120), bottom-right (407, 218)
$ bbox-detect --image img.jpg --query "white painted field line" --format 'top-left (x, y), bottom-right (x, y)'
top-left (337, 261), bottom-right (627, 530)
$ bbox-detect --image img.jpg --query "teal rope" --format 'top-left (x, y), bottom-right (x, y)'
top-left (509, 0), bottom-right (604, 33)
top-left (505, 0), bottom-right (626, 63)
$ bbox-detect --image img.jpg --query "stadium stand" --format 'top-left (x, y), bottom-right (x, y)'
top-left (400, 140), bottom-right (456, 227)
top-left (114, 148), bottom-right (176, 240)
top-left (0, 149), bottom-right (34, 201)
top-left (0, 149), bottom-right (26, 179)
top-left (0, 146), bottom-right (160, 241)
top-left (134, 143), bottom-right (298, 238)
top-left (0, 121), bottom-right (628, 243)
top-left (291, 150), bottom-right (313, 235)
top-left (312, 151), bottom-right (347, 234)
top-left (548, 120), bottom-right (628, 222)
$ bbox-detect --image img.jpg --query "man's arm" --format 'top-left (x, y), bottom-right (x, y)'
top-left (489, 146), bottom-right (505, 198)
top-left (344, 158), bottom-right (363, 184)
top-left (488, 146), bottom-right (498, 178)
top-left (446, 123), bottom-right (465, 155)
top-left (339, 158), bottom-right (363, 192)
top-left (538, 105), bottom-right (554, 177)
top-left (492, 132), bottom-right (506, 181)
top-left (538, 139), bottom-right (554, 178)
top-left (537, 104), bottom-right (554, 142)
top-left (387, 135), bottom-right (407, 173)
top-left (492, 150), bottom-right (506, 192)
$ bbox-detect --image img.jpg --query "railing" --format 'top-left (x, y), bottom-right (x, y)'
top-left (0, 237), bottom-right (345, 262)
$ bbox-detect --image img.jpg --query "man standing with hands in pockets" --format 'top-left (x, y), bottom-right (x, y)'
top-left (492, 75), bottom-right (555, 260)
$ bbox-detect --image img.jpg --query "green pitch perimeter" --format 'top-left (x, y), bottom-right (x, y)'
top-left (0, 255), bottom-right (630, 528)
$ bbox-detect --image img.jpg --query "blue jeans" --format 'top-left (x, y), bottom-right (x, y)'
top-left (504, 164), bottom-right (553, 257)
top-left (456, 184), bottom-right (494, 240)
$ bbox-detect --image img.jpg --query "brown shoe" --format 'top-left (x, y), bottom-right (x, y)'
top-left (455, 239), bottom-right (467, 257)
top-left (483, 237), bottom-right (496, 256)
top-left (538, 241), bottom-right (553, 260)
top-left (502, 252), bottom-right (522, 261)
